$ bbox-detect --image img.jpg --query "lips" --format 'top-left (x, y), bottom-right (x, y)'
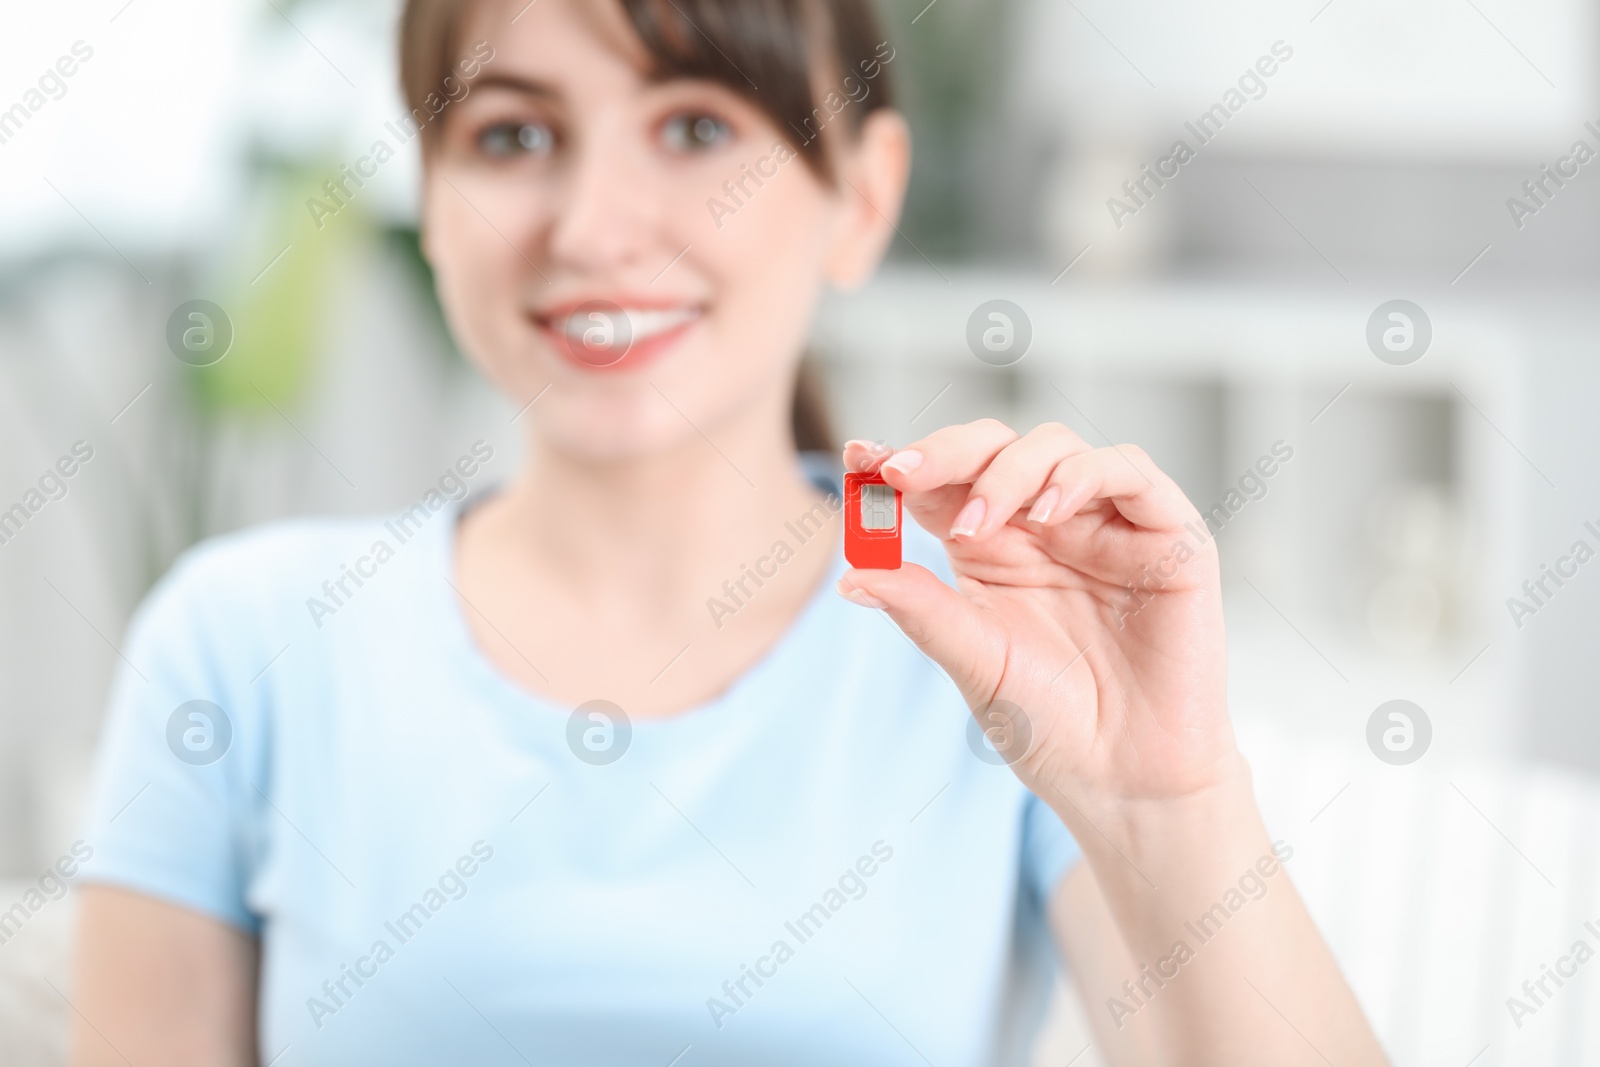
top-left (533, 299), bottom-right (703, 370)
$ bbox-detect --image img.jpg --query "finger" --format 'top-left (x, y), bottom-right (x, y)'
top-left (1033, 444), bottom-right (1197, 532)
top-left (949, 423), bottom-right (1095, 540)
top-left (836, 563), bottom-right (998, 702)
top-left (876, 420), bottom-right (1021, 540)
top-left (878, 419), bottom-right (1020, 494)
top-left (842, 438), bottom-right (894, 474)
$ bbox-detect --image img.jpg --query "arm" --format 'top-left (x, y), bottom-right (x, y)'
top-left (838, 423), bottom-right (1387, 1066)
top-left (73, 885), bottom-right (258, 1067)
top-left (1050, 863), bottom-right (1163, 1066)
top-left (1050, 791), bottom-right (1375, 1066)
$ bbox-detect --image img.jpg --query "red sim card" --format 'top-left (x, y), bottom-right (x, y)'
top-left (844, 472), bottom-right (902, 569)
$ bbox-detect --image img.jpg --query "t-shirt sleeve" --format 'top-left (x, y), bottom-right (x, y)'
top-left (80, 548), bottom-right (264, 933)
top-left (1019, 791), bottom-right (1080, 905)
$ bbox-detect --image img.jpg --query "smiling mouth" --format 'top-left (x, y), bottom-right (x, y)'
top-left (535, 303), bottom-right (703, 368)
top-left (556, 303), bottom-right (700, 342)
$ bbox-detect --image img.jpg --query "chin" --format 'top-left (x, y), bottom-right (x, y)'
top-left (531, 393), bottom-right (704, 463)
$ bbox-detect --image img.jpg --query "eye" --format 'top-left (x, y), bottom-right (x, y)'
top-left (478, 120), bottom-right (555, 159)
top-left (661, 112), bottom-right (731, 154)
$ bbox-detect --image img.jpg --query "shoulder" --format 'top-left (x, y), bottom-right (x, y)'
top-left (159, 514), bottom-right (394, 605)
top-left (128, 514), bottom-right (402, 656)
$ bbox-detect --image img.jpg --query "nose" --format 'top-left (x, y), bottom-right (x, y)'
top-left (547, 112), bottom-right (658, 275)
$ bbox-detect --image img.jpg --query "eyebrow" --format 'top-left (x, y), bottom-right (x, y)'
top-left (465, 69), bottom-right (741, 106)
top-left (467, 73), bottom-right (561, 100)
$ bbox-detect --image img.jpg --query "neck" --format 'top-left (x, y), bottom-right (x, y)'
top-left (490, 387), bottom-right (832, 615)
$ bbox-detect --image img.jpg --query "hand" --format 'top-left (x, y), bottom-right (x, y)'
top-left (838, 421), bottom-right (1238, 811)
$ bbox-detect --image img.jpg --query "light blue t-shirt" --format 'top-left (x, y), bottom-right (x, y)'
top-left (83, 463), bottom-right (1080, 1067)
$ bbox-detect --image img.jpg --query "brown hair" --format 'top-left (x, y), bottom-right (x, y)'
top-left (399, 0), bottom-right (897, 454)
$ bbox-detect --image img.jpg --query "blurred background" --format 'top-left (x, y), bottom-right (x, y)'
top-left (2, 0), bottom-right (1599, 1063)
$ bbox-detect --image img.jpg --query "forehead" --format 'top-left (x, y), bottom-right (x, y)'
top-left (463, 0), bottom-right (654, 94)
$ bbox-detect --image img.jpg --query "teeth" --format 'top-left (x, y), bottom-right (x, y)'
top-left (560, 307), bottom-right (699, 345)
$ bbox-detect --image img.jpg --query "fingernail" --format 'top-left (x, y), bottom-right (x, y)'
top-left (950, 496), bottom-right (987, 538)
top-left (836, 579), bottom-right (887, 609)
top-left (881, 449), bottom-right (923, 476)
top-left (1027, 485), bottom-right (1061, 524)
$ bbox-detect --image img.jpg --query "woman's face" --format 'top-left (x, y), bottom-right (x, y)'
top-left (424, 0), bottom-right (901, 460)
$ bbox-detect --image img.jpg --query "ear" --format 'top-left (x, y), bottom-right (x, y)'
top-left (824, 109), bottom-right (912, 289)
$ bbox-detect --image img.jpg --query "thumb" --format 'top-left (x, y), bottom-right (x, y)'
top-left (837, 563), bottom-right (998, 701)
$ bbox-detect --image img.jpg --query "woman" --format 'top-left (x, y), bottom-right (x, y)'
top-left (74, 0), bottom-right (1386, 1064)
